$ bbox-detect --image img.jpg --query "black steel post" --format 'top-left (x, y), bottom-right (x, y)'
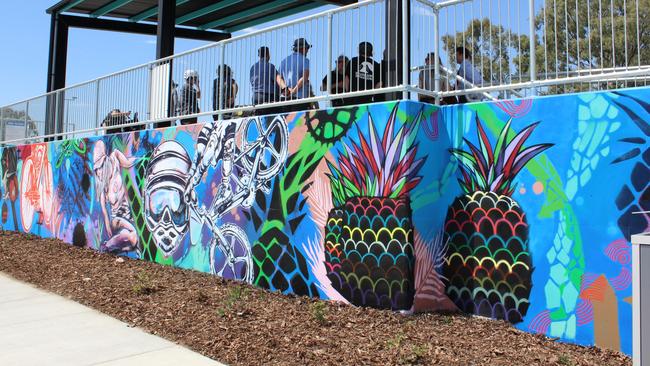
top-left (156, 0), bottom-right (175, 128)
top-left (45, 13), bottom-right (69, 140)
top-left (385, 0), bottom-right (410, 101)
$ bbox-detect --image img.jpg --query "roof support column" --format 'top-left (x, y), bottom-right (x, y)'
top-left (47, 13), bottom-right (68, 92)
top-left (384, 0), bottom-right (410, 101)
top-left (156, 0), bottom-right (175, 59)
top-left (46, 13), bottom-right (69, 139)
top-left (156, 0), bottom-right (175, 128)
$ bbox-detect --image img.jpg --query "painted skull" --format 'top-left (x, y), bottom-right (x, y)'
top-left (145, 140), bottom-right (191, 256)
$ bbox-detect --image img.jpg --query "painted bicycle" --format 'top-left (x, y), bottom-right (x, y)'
top-left (20, 144), bottom-right (54, 232)
top-left (186, 116), bottom-right (288, 283)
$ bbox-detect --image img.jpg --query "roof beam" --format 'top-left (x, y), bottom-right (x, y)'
top-left (176, 0), bottom-right (242, 25)
top-left (225, 3), bottom-right (322, 32)
top-left (199, 0), bottom-right (296, 30)
top-left (129, 0), bottom-right (190, 23)
top-left (90, 0), bottom-right (133, 18)
top-left (58, 0), bottom-right (87, 13)
top-left (59, 15), bottom-right (231, 42)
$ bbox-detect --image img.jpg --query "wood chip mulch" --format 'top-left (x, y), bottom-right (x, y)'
top-left (0, 231), bottom-right (631, 366)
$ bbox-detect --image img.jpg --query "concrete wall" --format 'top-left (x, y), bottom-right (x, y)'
top-left (2, 87), bottom-right (648, 355)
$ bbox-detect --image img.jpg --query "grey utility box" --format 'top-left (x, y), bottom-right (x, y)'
top-left (632, 232), bottom-right (650, 366)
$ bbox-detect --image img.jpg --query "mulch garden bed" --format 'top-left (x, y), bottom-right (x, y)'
top-left (0, 231), bottom-right (631, 366)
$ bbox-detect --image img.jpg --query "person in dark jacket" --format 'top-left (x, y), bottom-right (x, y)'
top-left (347, 42), bottom-right (382, 105)
top-left (212, 64), bottom-right (238, 120)
top-left (321, 55), bottom-right (350, 107)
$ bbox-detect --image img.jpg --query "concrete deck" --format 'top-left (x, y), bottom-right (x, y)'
top-left (0, 272), bottom-right (225, 366)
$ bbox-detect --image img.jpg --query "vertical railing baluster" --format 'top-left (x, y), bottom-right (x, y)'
top-left (95, 79), bottom-right (101, 130)
top-left (326, 12), bottom-right (333, 107)
top-left (434, 5), bottom-right (440, 105)
top-left (529, 0), bottom-right (537, 96)
top-left (218, 44), bottom-right (225, 121)
top-left (401, 0), bottom-right (409, 100)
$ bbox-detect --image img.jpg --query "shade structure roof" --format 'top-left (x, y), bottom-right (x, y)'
top-left (47, 0), bottom-right (356, 33)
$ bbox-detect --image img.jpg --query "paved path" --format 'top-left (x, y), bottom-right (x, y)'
top-left (0, 272), bottom-right (225, 366)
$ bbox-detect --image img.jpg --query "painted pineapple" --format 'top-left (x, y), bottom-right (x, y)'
top-left (443, 115), bottom-right (552, 323)
top-left (324, 104), bottom-right (425, 310)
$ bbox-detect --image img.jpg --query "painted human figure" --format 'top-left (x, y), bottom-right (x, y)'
top-left (185, 121), bottom-right (237, 214)
top-left (93, 140), bottom-right (139, 253)
top-left (1, 147), bottom-right (18, 229)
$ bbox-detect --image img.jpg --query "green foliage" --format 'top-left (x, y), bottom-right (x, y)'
top-left (442, 19), bottom-right (514, 87)
top-left (309, 302), bottom-right (328, 325)
top-left (558, 354), bottom-right (575, 366)
top-left (442, 1), bottom-right (650, 94)
top-left (386, 332), bottom-right (406, 349)
top-left (132, 271), bottom-right (156, 295)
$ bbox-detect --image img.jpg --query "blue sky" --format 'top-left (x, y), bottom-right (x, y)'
top-left (0, 1), bottom-right (338, 106)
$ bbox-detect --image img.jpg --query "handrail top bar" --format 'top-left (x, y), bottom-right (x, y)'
top-left (0, 85), bottom-right (408, 146)
top-left (434, 0), bottom-right (473, 9)
top-left (2, 0), bottom-right (381, 108)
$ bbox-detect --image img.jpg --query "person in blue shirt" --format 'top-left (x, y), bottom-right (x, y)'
top-left (250, 46), bottom-right (288, 116)
top-left (280, 38), bottom-right (313, 113)
top-left (455, 47), bottom-right (484, 103)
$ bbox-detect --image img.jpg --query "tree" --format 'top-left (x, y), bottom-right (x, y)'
top-left (442, 19), bottom-right (516, 86)
top-left (441, 0), bottom-right (650, 95)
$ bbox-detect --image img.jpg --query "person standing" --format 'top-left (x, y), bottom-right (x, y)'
top-left (455, 47), bottom-right (484, 103)
top-left (280, 38), bottom-right (312, 113)
top-left (418, 52), bottom-right (456, 105)
top-left (321, 55), bottom-right (350, 107)
top-left (250, 46), bottom-right (288, 116)
top-left (348, 42), bottom-right (382, 105)
top-left (178, 69), bottom-right (201, 125)
top-left (213, 64), bottom-right (238, 120)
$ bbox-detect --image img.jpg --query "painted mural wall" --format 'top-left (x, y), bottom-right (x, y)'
top-left (0, 88), bottom-right (648, 355)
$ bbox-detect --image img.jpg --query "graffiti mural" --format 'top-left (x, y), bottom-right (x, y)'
top-left (2, 87), bottom-right (649, 355)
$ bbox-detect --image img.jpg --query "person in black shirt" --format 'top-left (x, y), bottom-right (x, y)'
top-left (347, 42), bottom-right (382, 105)
top-left (321, 55), bottom-right (350, 107)
top-left (212, 64), bottom-right (238, 121)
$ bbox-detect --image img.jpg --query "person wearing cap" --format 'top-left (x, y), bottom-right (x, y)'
top-left (418, 52), bottom-right (455, 105)
top-left (250, 46), bottom-right (288, 116)
top-left (279, 38), bottom-right (313, 112)
top-left (179, 69), bottom-right (201, 125)
top-left (348, 41), bottom-right (382, 105)
top-left (321, 55), bottom-right (350, 107)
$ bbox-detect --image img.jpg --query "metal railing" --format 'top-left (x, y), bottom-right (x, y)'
top-left (2, 0), bottom-right (650, 145)
top-left (422, 0), bottom-right (650, 103)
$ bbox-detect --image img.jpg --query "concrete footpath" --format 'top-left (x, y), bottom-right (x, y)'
top-left (0, 272), bottom-right (225, 366)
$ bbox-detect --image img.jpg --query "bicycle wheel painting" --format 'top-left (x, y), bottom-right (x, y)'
top-left (3, 88), bottom-right (649, 354)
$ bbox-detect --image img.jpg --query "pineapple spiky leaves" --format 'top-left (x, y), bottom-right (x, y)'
top-left (324, 104), bottom-right (426, 310)
top-left (610, 92), bottom-right (650, 240)
top-left (443, 114), bottom-right (552, 323)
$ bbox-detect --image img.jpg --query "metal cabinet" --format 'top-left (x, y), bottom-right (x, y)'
top-left (633, 233), bottom-right (650, 366)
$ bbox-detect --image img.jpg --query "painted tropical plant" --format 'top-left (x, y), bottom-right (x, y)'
top-left (324, 104), bottom-right (426, 310)
top-left (248, 107), bottom-right (360, 296)
top-left (610, 92), bottom-right (650, 239)
top-left (443, 114), bottom-right (552, 323)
